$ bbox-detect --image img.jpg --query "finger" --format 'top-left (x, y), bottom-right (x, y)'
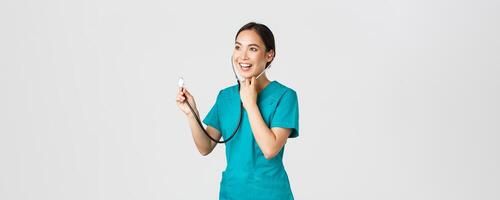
top-left (184, 89), bottom-right (192, 97)
top-left (251, 76), bottom-right (256, 85)
top-left (177, 94), bottom-right (185, 101)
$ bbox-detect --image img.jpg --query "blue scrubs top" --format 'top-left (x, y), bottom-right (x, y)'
top-left (203, 80), bottom-right (299, 200)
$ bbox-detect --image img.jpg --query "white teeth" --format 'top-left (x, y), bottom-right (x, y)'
top-left (240, 63), bottom-right (251, 67)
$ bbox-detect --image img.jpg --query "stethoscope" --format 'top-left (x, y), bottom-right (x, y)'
top-left (178, 56), bottom-right (270, 143)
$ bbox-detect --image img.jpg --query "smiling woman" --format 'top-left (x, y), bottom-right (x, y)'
top-left (176, 22), bottom-right (299, 200)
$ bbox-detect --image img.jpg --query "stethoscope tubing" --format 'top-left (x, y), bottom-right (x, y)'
top-left (183, 57), bottom-right (269, 144)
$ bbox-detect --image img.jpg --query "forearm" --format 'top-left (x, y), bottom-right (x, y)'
top-left (246, 104), bottom-right (280, 157)
top-left (186, 111), bottom-right (214, 155)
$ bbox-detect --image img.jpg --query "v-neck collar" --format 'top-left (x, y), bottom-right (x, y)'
top-left (258, 80), bottom-right (276, 94)
top-left (257, 80), bottom-right (278, 100)
top-left (231, 80), bottom-right (279, 101)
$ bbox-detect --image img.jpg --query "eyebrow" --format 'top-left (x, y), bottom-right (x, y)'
top-left (235, 42), bottom-right (261, 48)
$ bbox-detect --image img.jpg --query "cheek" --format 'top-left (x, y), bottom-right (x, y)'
top-left (250, 52), bottom-right (266, 62)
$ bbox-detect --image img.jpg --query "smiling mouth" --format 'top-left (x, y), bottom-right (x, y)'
top-left (239, 63), bottom-right (252, 70)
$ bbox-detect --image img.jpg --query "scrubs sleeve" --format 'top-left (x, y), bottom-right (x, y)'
top-left (270, 90), bottom-right (299, 138)
top-left (202, 91), bottom-right (221, 132)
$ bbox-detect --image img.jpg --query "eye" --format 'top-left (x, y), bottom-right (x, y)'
top-left (250, 47), bottom-right (258, 52)
top-left (234, 46), bottom-right (240, 50)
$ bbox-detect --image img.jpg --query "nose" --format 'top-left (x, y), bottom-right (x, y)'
top-left (233, 48), bottom-right (249, 61)
top-left (240, 50), bottom-right (249, 60)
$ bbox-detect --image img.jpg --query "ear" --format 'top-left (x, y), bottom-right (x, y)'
top-left (266, 49), bottom-right (275, 63)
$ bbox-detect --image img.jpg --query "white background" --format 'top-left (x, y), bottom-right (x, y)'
top-left (1, 0), bottom-right (499, 199)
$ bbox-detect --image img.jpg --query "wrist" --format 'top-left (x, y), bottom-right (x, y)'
top-left (246, 103), bottom-right (259, 112)
top-left (186, 110), bottom-right (198, 118)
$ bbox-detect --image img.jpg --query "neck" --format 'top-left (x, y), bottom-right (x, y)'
top-left (255, 74), bottom-right (271, 93)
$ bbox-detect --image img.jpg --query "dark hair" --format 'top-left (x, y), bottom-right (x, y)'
top-left (235, 22), bottom-right (275, 68)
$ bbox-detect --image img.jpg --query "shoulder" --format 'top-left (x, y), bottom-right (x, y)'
top-left (273, 81), bottom-right (298, 100)
top-left (216, 83), bottom-right (239, 100)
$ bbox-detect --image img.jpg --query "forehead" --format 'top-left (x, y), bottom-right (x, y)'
top-left (235, 29), bottom-right (264, 46)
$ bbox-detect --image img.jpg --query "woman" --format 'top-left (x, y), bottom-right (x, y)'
top-left (176, 22), bottom-right (299, 200)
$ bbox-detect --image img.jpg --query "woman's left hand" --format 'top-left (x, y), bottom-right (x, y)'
top-left (239, 76), bottom-right (258, 109)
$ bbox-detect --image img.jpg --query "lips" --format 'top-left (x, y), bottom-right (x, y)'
top-left (239, 63), bottom-right (252, 72)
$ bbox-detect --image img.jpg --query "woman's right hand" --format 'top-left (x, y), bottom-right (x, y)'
top-left (176, 87), bottom-right (197, 116)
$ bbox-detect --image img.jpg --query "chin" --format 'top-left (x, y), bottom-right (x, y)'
top-left (239, 71), bottom-right (254, 77)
